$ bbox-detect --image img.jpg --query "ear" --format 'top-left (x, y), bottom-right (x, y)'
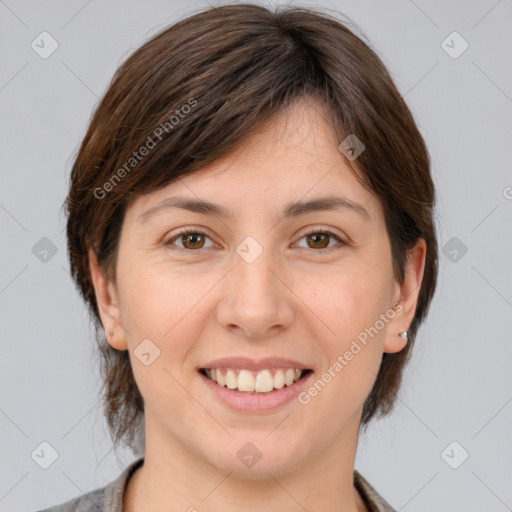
top-left (88, 248), bottom-right (128, 350)
top-left (383, 238), bottom-right (427, 354)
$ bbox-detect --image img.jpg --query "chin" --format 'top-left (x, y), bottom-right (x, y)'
top-left (202, 437), bottom-right (310, 480)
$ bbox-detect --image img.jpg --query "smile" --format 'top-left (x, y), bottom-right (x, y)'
top-left (199, 367), bottom-right (313, 393)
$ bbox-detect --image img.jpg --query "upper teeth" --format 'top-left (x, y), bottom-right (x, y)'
top-left (204, 368), bottom-right (304, 393)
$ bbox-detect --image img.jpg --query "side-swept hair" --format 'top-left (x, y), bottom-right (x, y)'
top-left (65, 3), bottom-right (438, 454)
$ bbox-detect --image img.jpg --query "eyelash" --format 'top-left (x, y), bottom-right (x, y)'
top-left (165, 228), bottom-right (347, 255)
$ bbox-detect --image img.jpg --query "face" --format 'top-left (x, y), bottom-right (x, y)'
top-left (90, 98), bottom-right (425, 479)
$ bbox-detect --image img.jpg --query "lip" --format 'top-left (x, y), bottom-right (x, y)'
top-left (198, 368), bottom-right (314, 413)
top-left (198, 357), bottom-right (312, 372)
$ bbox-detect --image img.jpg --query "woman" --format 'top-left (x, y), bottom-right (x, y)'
top-left (39, 3), bottom-right (438, 511)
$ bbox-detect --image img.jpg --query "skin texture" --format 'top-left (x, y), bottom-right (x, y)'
top-left (89, 98), bottom-right (426, 512)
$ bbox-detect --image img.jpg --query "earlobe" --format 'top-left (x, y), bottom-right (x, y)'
top-left (383, 238), bottom-right (427, 354)
top-left (88, 248), bottom-right (128, 350)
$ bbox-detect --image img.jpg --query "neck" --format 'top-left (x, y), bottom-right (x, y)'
top-left (124, 413), bottom-right (367, 512)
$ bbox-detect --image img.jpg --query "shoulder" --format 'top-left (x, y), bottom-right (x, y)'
top-left (33, 457), bottom-right (144, 512)
top-left (34, 487), bottom-right (104, 512)
top-left (354, 469), bottom-right (397, 512)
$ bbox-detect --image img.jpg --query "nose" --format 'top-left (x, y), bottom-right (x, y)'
top-left (215, 245), bottom-right (294, 339)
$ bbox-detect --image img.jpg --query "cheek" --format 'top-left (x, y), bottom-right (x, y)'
top-left (117, 264), bottom-right (203, 407)
top-left (298, 264), bottom-right (391, 401)
top-left (117, 261), bottom-right (218, 384)
top-left (118, 260), bottom-right (194, 338)
top-left (304, 261), bottom-right (391, 344)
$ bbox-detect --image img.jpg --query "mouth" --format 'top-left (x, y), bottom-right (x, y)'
top-left (199, 367), bottom-right (314, 394)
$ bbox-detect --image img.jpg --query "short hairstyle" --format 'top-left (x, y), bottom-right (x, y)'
top-left (65, 2), bottom-right (439, 455)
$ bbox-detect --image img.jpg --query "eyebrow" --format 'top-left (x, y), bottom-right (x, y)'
top-left (138, 194), bottom-right (371, 223)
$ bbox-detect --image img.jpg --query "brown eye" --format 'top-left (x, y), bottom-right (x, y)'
top-left (166, 229), bottom-right (214, 251)
top-left (165, 228), bottom-right (346, 254)
top-left (296, 230), bottom-right (346, 253)
top-left (306, 232), bottom-right (330, 249)
top-left (181, 232), bottom-right (205, 249)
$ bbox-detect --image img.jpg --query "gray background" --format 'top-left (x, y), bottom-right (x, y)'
top-left (1, 0), bottom-right (511, 510)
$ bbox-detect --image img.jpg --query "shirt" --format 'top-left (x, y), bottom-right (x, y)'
top-left (36, 457), bottom-right (396, 512)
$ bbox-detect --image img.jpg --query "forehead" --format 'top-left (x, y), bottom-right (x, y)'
top-left (126, 99), bottom-right (382, 224)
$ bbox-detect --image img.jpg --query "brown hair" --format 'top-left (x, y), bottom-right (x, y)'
top-left (65, 2), bottom-right (438, 455)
